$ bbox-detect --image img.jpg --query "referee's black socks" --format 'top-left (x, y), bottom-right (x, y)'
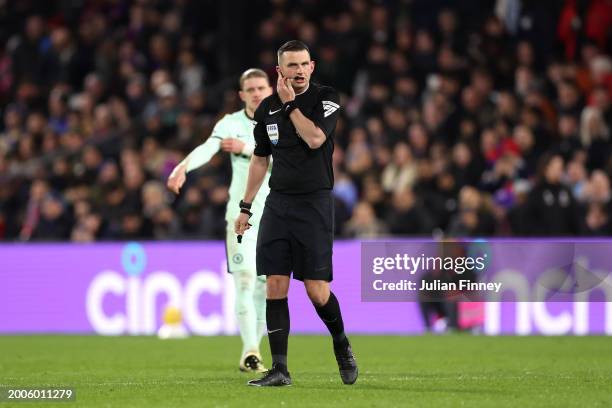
top-left (314, 292), bottom-right (349, 350)
top-left (266, 298), bottom-right (290, 372)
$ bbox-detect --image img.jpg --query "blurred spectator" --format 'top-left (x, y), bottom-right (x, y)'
top-left (0, 1), bottom-right (611, 241)
top-left (385, 189), bottom-right (433, 236)
top-left (31, 193), bottom-right (73, 240)
top-left (343, 201), bottom-right (387, 238)
top-left (381, 142), bottom-right (417, 193)
top-left (345, 127), bottom-right (373, 178)
top-left (449, 142), bottom-right (483, 188)
top-left (565, 159), bottom-right (589, 201)
top-left (448, 186), bottom-right (497, 237)
top-left (580, 106), bottom-right (611, 170)
top-left (525, 154), bottom-right (582, 235)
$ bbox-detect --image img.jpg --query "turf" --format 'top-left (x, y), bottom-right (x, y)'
top-left (0, 335), bottom-right (610, 407)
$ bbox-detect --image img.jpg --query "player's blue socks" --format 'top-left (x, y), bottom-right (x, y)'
top-left (266, 298), bottom-right (290, 371)
top-left (314, 292), bottom-right (349, 349)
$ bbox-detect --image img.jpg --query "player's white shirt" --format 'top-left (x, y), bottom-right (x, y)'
top-left (184, 109), bottom-right (271, 226)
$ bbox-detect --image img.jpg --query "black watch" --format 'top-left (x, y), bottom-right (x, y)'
top-left (283, 101), bottom-right (297, 117)
top-left (239, 200), bottom-right (252, 210)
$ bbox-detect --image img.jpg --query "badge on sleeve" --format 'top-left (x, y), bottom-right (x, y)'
top-left (266, 123), bottom-right (279, 145)
top-left (322, 100), bottom-right (339, 117)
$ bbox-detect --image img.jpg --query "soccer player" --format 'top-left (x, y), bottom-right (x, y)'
top-left (167, 68), bottom-right (273, 373)
top-left (235, 40), bottom-right (358, 386)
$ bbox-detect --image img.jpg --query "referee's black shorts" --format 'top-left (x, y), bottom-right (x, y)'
top-left (256, 190), bottom-right (334, 282)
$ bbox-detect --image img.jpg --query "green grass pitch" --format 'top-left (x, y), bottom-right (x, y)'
top-left (0, 335), bottom-right (610, 407)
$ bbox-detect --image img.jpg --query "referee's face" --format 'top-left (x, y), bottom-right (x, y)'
top-left (277, 50), bottom-right (314, 92)
top-left (239, 77), bottom-right (273, 113)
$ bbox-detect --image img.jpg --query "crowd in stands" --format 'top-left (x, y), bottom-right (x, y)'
top-left (0, 0), bottom-right (611, 241)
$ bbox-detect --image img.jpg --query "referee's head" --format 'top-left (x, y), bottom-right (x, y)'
top-left (277, 40), bottom-right (314, 92)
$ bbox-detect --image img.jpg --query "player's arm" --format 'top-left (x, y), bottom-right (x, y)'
top-left (166, 118), bottom-right (227, 194)
top-left (220, 137), bottom-right (255, 156)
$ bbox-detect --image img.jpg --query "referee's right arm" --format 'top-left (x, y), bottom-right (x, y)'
top-left (235, 103), bottom-right (271, 236)
top-left (243, 101), bottom-right (272, 203)
top-left (235, 155), bottom-right (269, 237)
top-left (243, 155), bottom-right (270, 203)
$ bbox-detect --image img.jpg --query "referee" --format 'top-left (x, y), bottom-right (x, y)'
top-left (235, 40), bottom-right (358, 387)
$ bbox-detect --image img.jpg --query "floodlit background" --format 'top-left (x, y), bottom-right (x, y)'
top-left (0, 2), bottom-right (611, 406)
top-left (0, 0), bottom-right (611, 242)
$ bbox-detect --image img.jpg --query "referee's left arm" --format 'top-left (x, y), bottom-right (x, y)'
top-left (289, 110), bottom-right (327, 149)
top-left (289, 88), bottom-right (340, 149)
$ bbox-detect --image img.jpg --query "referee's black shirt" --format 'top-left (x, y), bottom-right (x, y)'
top-left (253, 82), bottom-right (340, 194)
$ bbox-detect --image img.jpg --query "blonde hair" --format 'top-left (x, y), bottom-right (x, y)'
top-left (580, 106), bottom-right (610, 146)
top-left (239, 68), bottom-right (269, 90)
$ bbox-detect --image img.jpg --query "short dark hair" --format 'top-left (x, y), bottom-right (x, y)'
top-left (277, 40), bottom-right (310, 62)
top-left (536, 152), bottom-right (563, 183)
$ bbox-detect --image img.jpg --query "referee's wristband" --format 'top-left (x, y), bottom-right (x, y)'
top-left (283, 101), bottom-right (298, 117)
top-left (239, 200), bottom-right (252, 210)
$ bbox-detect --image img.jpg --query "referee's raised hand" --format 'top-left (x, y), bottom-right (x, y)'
top-left (277, 72), bottom-right (295, 103)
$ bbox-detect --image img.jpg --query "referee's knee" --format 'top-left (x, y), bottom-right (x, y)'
top-left (305, 280), bottom-right (330, 306)
top-left (266, 275), bottom-right (290, 299)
